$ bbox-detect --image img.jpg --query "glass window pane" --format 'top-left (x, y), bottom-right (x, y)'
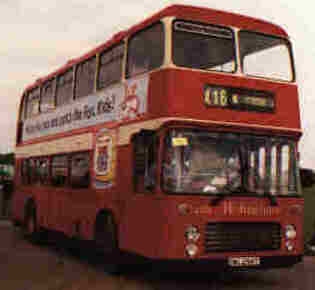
top-left (288, 144), bottom-right (297, 193)
top-left (21, 159), bottom-right (31, 184)
top-left (98, 43), bottom-right (124, 89)
top-left (172, 21), bottom-right (235, 72)
top-left (162, 130), bottom-right (241, 194)
top-left (280, 145), bottom-right (290, 195)
top-left (40, 79), bottom-right (55, 113)
top-left (51, 155), bottom-right (68, 186)
top-left (38, 158), bottom-right (50, 185)
top-left (56, 69), bottom-right (74, 106)
top-left (127, 23), bottom-right (164, 78)
top-left (162, 130), bottom-right (299, 196)
top-left (239, 31), bottom-right (293, 81)
top-left (257, 147), bottom-right (266, 193)
top-left (26, 87), bottom-right (40, 118)
top-left (270, 146), bottom-right (277, 194)
top-left (75, 57), bottom-right (96, 98)
top-left (71, 153), bottom-right (90, 188)
top-left (20, 95), bottom-right (28, 121)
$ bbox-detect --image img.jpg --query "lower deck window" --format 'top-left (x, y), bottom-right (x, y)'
top-left (70, 152), bottom-right (90, 188)
top-left (51, 155), bottom-right (68, 186)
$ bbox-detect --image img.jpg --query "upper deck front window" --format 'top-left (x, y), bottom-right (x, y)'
top-left (239, 31), bottom-right (294, 82)
top-left (127, 22), bottom-right (164, 78)
top-left (172, 21), bottom-right (236, 73)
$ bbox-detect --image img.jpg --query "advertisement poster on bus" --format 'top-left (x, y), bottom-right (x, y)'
top-left (118, 76), bottom-right (148, 121)
top-left (93, 128), bottom-right (117, 189)
top-left (22, 75), bottom-right (149, 142)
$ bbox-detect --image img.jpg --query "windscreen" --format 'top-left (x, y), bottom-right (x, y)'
top-left (239, 31), bottom-right (294, 81)
top-left (172, 21), bottom-right (236, 72)
top-left (162, 129), bottom-right (299, 196)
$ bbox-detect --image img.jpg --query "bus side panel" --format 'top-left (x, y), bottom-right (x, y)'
top-left (11, 189), bottom-right (26, 225)
top-left (69, 187), bottom-right (119, 241)
top-left (11, 159), bottom-right (30, 224)
top-left (11, 160), bottom-right (22, 223)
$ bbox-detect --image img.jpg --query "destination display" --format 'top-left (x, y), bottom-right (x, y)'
top-left (174, 20), bottom-right (233, 39)
top-left (203, 85), bottom-right (275, 113)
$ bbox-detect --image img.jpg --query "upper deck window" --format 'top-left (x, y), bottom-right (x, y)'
top-left (127, 22), bottom-right (164, 78)
top-left (75, 56), bottom-right (96, 98)
top-left (26, 87), bottom-right (40, 118)
top-left (20, 94), bottom-right (27, 121)
top-left (98, 43), bottom-right (124, 89)
top-left (239, 31), bottom-right (294, 82)
top-left (56, 69), bottom-right (74, 106)
top-left (172, 21), bottom-right (236, 73)
top-left (40, 79), bottom-right (55, 113)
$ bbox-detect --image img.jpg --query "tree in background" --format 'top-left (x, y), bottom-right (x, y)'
top-left (0, 152), bottom-right (14, 217)
top-left (0, 153), bottom-right (14, 165)
top-left (300, 168), bottom-right (315, 188)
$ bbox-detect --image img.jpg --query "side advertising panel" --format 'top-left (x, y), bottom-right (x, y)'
top-left (22, 75), bottom-right (149, 142)
top-left (93, 129), bottom-right (117, 189)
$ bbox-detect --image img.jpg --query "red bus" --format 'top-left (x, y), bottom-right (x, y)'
top-left (13, 5), bottom-right (304, 270)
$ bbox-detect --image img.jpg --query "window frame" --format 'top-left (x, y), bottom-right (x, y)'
top-left (56, 68), bottom-right (75, 107)
top-left (132, 131), bottom-right (159, 194)
top-left (75, 56), bottom-right (97, 99)
top-left (40, 78), bottom-right (56, 113)
top-left (171, 19), bottom-right (237, 74)
top-left (21, 158), bottom-right (31, 185)
top-left (51, 154), bottom-right (70, 187)
top-left (69, 151), bottom-right (91, 189)
top-left (238, 30), bottom-right (296, 83)
top-left (161, 128), bottom-right (301, 197)
top-left (36, 157), bottom-right (51, 185)
top-left (126, 21), bottom-right (165, 79)
top-left (20, 94), bottom-right (28, 121)
top-left (25, 87), bottom-right (41, 119)
top-left (97, 42), bottom-right (124, 90)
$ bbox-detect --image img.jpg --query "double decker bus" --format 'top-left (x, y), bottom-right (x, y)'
top-left (13, 5), bottom-right (303, 270)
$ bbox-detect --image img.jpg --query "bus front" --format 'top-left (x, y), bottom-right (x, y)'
top-left (142, 14), bottom-right (303, 269)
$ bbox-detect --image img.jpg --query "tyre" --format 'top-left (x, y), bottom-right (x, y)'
top-left (23, 203), bottom-right (41, 243)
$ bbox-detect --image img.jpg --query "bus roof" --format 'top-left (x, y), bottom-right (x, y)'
top-left (23, 4), bottom-right (288, 93)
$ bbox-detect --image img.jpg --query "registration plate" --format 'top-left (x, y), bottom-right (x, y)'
top-left (228, 256), bottom-right (261, 267)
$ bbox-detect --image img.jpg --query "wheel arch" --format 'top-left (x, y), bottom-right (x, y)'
top-left (23, 197), bottom-right (36, 221)
top-left (94, 208), bottom-right (118, 237)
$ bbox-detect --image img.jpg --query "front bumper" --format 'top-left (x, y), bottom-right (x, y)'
top-left (149, 255), bottom-right (303, 272)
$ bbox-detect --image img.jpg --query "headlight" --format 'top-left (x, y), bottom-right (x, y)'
top-left (185, 225), bottom-right (200, 242)
top-left (185, 243), bottom-right (198, 257)
top-left (285, 225), bottom-right (297, 239)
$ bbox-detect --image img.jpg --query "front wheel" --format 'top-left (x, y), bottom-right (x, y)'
top-left (94, 213), bottom-right (121, 273)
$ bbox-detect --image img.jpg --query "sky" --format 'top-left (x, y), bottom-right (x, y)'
top-left (1, 0), bottom-right (315, 168)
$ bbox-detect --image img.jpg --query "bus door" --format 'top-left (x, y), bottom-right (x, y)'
top-left (66, 151), bottom-right (93, 238)
top-left (50, 155), bottom-right (72, 233)
top-left (121, 130), bottom-right (163, 256)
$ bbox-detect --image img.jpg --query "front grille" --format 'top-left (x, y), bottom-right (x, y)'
top-left (204, 222), bottom-right (281, 253)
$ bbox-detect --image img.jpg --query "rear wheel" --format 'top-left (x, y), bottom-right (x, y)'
top-left (23, 203), bottom-right (41, 243)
